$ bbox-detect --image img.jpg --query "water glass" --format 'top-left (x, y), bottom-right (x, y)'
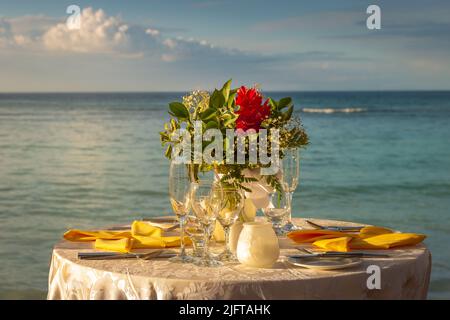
top-left (190, 180), bottom-right (223, 267)
top-left (185, 215), bottom-right (214, 258)
top-left (168, 161), bottom-right (192, 263)
top-left (280, 148), bottom-right (300, 231)
top-left (262, 191), bottom-right (289, 236)
top-left (216, 188), bottom-right (244, 262)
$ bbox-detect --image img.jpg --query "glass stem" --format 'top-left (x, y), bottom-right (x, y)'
top-left (224, 226), bottom-right (231, 254)
top-left (286, 192), bottom-right (293, 223)
top-left (203, 225), bottom-right (210, 261)
top-left (179, 215), bottom-right (186, 257)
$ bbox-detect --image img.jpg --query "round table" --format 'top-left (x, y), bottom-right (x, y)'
top-left (47, 218), bottom-right (431, 300)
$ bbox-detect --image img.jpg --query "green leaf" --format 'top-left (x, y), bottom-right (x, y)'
top-left (227, 92), bottom-right (236, 108)
top-left (205, 121), bottom-right (218, 130)
top-left (221, 113), bottom-right (236, 128)
top-left (221, 79), bottom-right (232, 101)
top-left (165, 145), bottom-right (172, 159)
top-left (223, 118), bottom-right (236, 127)
top-left (170, 119), bottom-right (179, 129)
top-left (282, 105), bottom-right (294, 121)
top-left (221, 113), bottom-right (232, 121)
top-left (169, 102), bottom-right (189, 119)
top-left (278, 97), bottom-right (292, 109)
top-left (202, 140), bottom-right (213, 150)
top-left (199, 108), bottom-right (216, 121)
top-left (268, 98), bottom-right (278, 110)
top-left (210, 89), bottom-right (225, 109)
top-left (159, 131), bottom-right (169, 141)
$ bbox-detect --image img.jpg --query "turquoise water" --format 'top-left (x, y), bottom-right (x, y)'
top-left (0, 91), bottom-right (449, 299)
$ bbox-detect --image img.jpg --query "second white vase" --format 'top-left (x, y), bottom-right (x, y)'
top-left (236, 222), bottom-right (280, 268)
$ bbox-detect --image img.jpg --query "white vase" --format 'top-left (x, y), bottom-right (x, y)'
top-left (237, 222), bottom-right (280, 268)
top-left (241, 168), bottom-right (275, 210)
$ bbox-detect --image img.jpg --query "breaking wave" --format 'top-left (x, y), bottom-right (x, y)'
top-left (301, 107), bottom-right (367, 114)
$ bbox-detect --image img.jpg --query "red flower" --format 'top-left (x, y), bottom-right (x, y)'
top-left (235, 86), bottom-right (271, 132)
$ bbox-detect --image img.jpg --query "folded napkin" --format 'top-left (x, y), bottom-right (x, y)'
top-left (287, 226), bottom-right (426, 252)
top-left (64, 221), bottom-right (188, 253)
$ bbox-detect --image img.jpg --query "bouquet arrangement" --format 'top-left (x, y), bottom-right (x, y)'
top-left (160, 79), bottom-right (308, 215)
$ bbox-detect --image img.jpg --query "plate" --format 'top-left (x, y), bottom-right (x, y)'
top-left (286, 256), bottom-right (362, 270)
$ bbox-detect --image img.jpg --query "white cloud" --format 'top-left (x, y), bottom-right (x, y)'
top-left (42, 8), bottom-right (155, 55)
top-left (0, 15), bottom-right (58, 49)
top-left (0, 7), bottom-right (232, 62)
top-left (0, 6), bottom-right (375, 92)
top-left (8, 15), bottom-right (59, 35)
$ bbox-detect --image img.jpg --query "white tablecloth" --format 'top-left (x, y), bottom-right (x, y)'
top-left (47, 218), bottom-right (431, 300)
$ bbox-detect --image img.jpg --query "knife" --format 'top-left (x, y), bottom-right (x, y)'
top-left (305, 220), bottom-right (364, 232)
top-left (78, 251), bottom-right (175, 260)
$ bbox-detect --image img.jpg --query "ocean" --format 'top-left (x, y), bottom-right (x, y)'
top-left (0, 91), bottom-right (449, 299)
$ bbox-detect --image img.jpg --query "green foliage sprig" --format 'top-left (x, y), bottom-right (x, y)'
top-left (160, 79), bottom-right (309, 192)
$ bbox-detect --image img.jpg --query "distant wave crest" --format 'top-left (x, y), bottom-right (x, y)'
top-left (302, 107), bottom-right (367, 114)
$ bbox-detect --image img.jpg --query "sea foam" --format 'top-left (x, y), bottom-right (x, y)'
top-left (301, 107), bottom-right (367, 113)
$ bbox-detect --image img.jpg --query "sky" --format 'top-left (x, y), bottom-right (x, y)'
top-left (0, 0), bottom-right (449, 92)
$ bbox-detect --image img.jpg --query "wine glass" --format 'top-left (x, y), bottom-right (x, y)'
top-left (216, 187), bottom-right (244, 262)
top-left (168, 161), bottom-right (192, 263)
top-left (262, 191), bottom-right (289, 236)
top-left (185, 215), bottom-right (214, 259)
top-left (280, 148), bottom-right (301, 231)
top-left (190, 179), bottom-right (223, 267)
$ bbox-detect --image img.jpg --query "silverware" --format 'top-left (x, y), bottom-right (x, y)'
top-left (141, 217), bottom-right (179, 232)
top-left (164, 224), bottom-right (179, 232)
top-left (296, 247), bottom-right (390, 258)
top-left (78, 250), bottom-right (176, 260)
top-left (106, 226), bottom-right (130, 231)
top-left (107, 223), bottom-right (178, 232)
top-left (142, 217), bottom-right (178, 223)
top-left (305, 220), bottom-right (364, 232)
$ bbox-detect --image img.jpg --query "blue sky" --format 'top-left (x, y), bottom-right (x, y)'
top-left (0, 0), bottom-right (449, 91)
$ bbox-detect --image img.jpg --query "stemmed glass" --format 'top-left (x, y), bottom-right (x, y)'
top-left (168, 161), bottom-right (192, 263)
top-left (190, 179), bottom-right (223, 267)
top-left (216, 187), bottom-right (244, 262)
top-left (280, 148), bottom-right (301, 232)
top-left (262, 191), bottom-right (289, 236)
top-left (185, 215), bottom-right (213, 259)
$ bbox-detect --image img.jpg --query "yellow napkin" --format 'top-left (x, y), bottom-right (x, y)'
top-left (64, 220), bottom-right (188, 253)
top-left (63, 229), bottom-right (132, 241)
top-left (288, 226), bottom-right (426, 252)
top-left (95, 238), bottom-right (133, 253)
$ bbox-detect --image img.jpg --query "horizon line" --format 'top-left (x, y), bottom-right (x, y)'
top-left (1, 89), bottom-right (450, 94)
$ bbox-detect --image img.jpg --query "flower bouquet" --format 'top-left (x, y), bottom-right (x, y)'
top-left (160, 80), bottom-right (308, 226)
